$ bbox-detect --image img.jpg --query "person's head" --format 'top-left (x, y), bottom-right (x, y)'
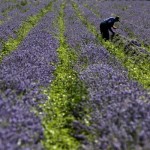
top-left (115, 16), bottom-right (120, 22)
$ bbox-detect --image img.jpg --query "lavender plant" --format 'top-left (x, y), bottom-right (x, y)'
top-left (0, 3), bottom-right (59, 149)
top-left (65, 1), bottom-right (150, 149)
top-left (79, 62), bottom-right (150, 150)
top-left (0, 0), bottom-right (51, 42)
top-left (0, 0), bottom-right (56, 62)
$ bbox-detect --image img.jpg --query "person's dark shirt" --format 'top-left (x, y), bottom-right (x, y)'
top-left (103, 17), bottom-right (116, 27)
top-left (102, 17), bottom-right (116, 33)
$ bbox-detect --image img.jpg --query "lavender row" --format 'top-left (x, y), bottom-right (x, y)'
top-left (0, 0), bottom-right (51, 43)
top-left (80, 63), bottom-right (150, 150)
top-left (64, 3), bottom-right (95, 50)
top-left (65, 1), bottom-right (150, 149)
top-left (0, 0), bottom-right (50, 19)
top-left (0, 0), bottom-right (45, 22)
top-left (32, 0), bottom-right (62, 37)
top-left (0, 2), bottom-right (61, 149)
top-left (73, 1), bottom-right (150, 63)
top-left (65, 2), bottom-right (125, 75)
top-left (77, 0), bottom-right (150, 45)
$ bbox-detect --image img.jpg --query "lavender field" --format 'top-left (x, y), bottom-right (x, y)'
top-left (0, 0), bottom-right (150, 150)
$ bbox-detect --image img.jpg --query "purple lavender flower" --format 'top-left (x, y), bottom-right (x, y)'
top-left (0, 3), bottom-right (59, 149)
top-left (64, 2), bottom-right (150, 149)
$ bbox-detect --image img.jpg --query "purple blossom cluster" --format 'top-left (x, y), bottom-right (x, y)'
top-left (0, 33), bottom-right (58, 149)
top-left (32, 0), bottom-right (62, 37)
top-left (80, 62), bottom-right (150, 150)
top-left (0, 5), bottom-right (60, 149)
top-left (0, 0), bottom-right (50, 42)
top-left (0, 1), bottom-right (16, 15)
top-left (64, 3), bottom-right (95, 49)
top-left (64, 1), bottom-right (150, 149)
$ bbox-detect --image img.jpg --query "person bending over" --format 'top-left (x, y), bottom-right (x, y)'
top-left (100, 16), bottom-right (120, 41)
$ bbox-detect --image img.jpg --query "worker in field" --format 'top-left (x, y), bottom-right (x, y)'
top-left (100, 16), bottom-right (120, 41)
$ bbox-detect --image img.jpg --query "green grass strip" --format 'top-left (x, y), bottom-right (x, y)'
top-left (72, 1), bottom-right (150, 89)
top-left (0, 0), bottom-right (56, 62)
top-left (41, 1), bottom-right (88, 150)
top-left (83, 3), bottom-right (100, 17)
top-left (0, 21), bottom-right (3, 25)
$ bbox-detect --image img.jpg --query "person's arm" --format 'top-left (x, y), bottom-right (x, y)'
top-left (107, 20), bottom-right (115, 34)
top-left (112, 25), bottom-right (117, 29)
top-left (108, 27), bottom-right (115, 34)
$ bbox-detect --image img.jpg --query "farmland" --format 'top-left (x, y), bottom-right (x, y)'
top-left (0, 0), bottom-right (150, 150)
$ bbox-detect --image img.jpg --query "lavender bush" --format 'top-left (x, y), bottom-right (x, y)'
top-left (64, 1), bottom-right (150, 150)
top-left (0, 4), bottom-right (59, 149)
top-left (0, 0), bottom-right (50, 42)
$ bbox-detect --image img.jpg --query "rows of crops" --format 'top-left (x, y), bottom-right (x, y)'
top-left (0, 0), bottom-right (150, 150)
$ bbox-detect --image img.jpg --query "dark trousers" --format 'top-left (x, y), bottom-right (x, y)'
top-left (100, 22), bottom-right (109, 40)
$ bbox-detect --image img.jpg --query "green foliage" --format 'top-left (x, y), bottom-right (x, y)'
top-left (124, 27), bottom-right (135, 38)
top-left (20, 0), bottom-right (28, 6)
top-left (1, 5), bottom-right (14, 17)
top-left (41, 2), bottom-right (89, 150)
top-left (84, 3), bottom-right (100, 17)
top-left (104, 40), bottom-right (150, 89)
top-left (0, 20), bottom-right (3, 25)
